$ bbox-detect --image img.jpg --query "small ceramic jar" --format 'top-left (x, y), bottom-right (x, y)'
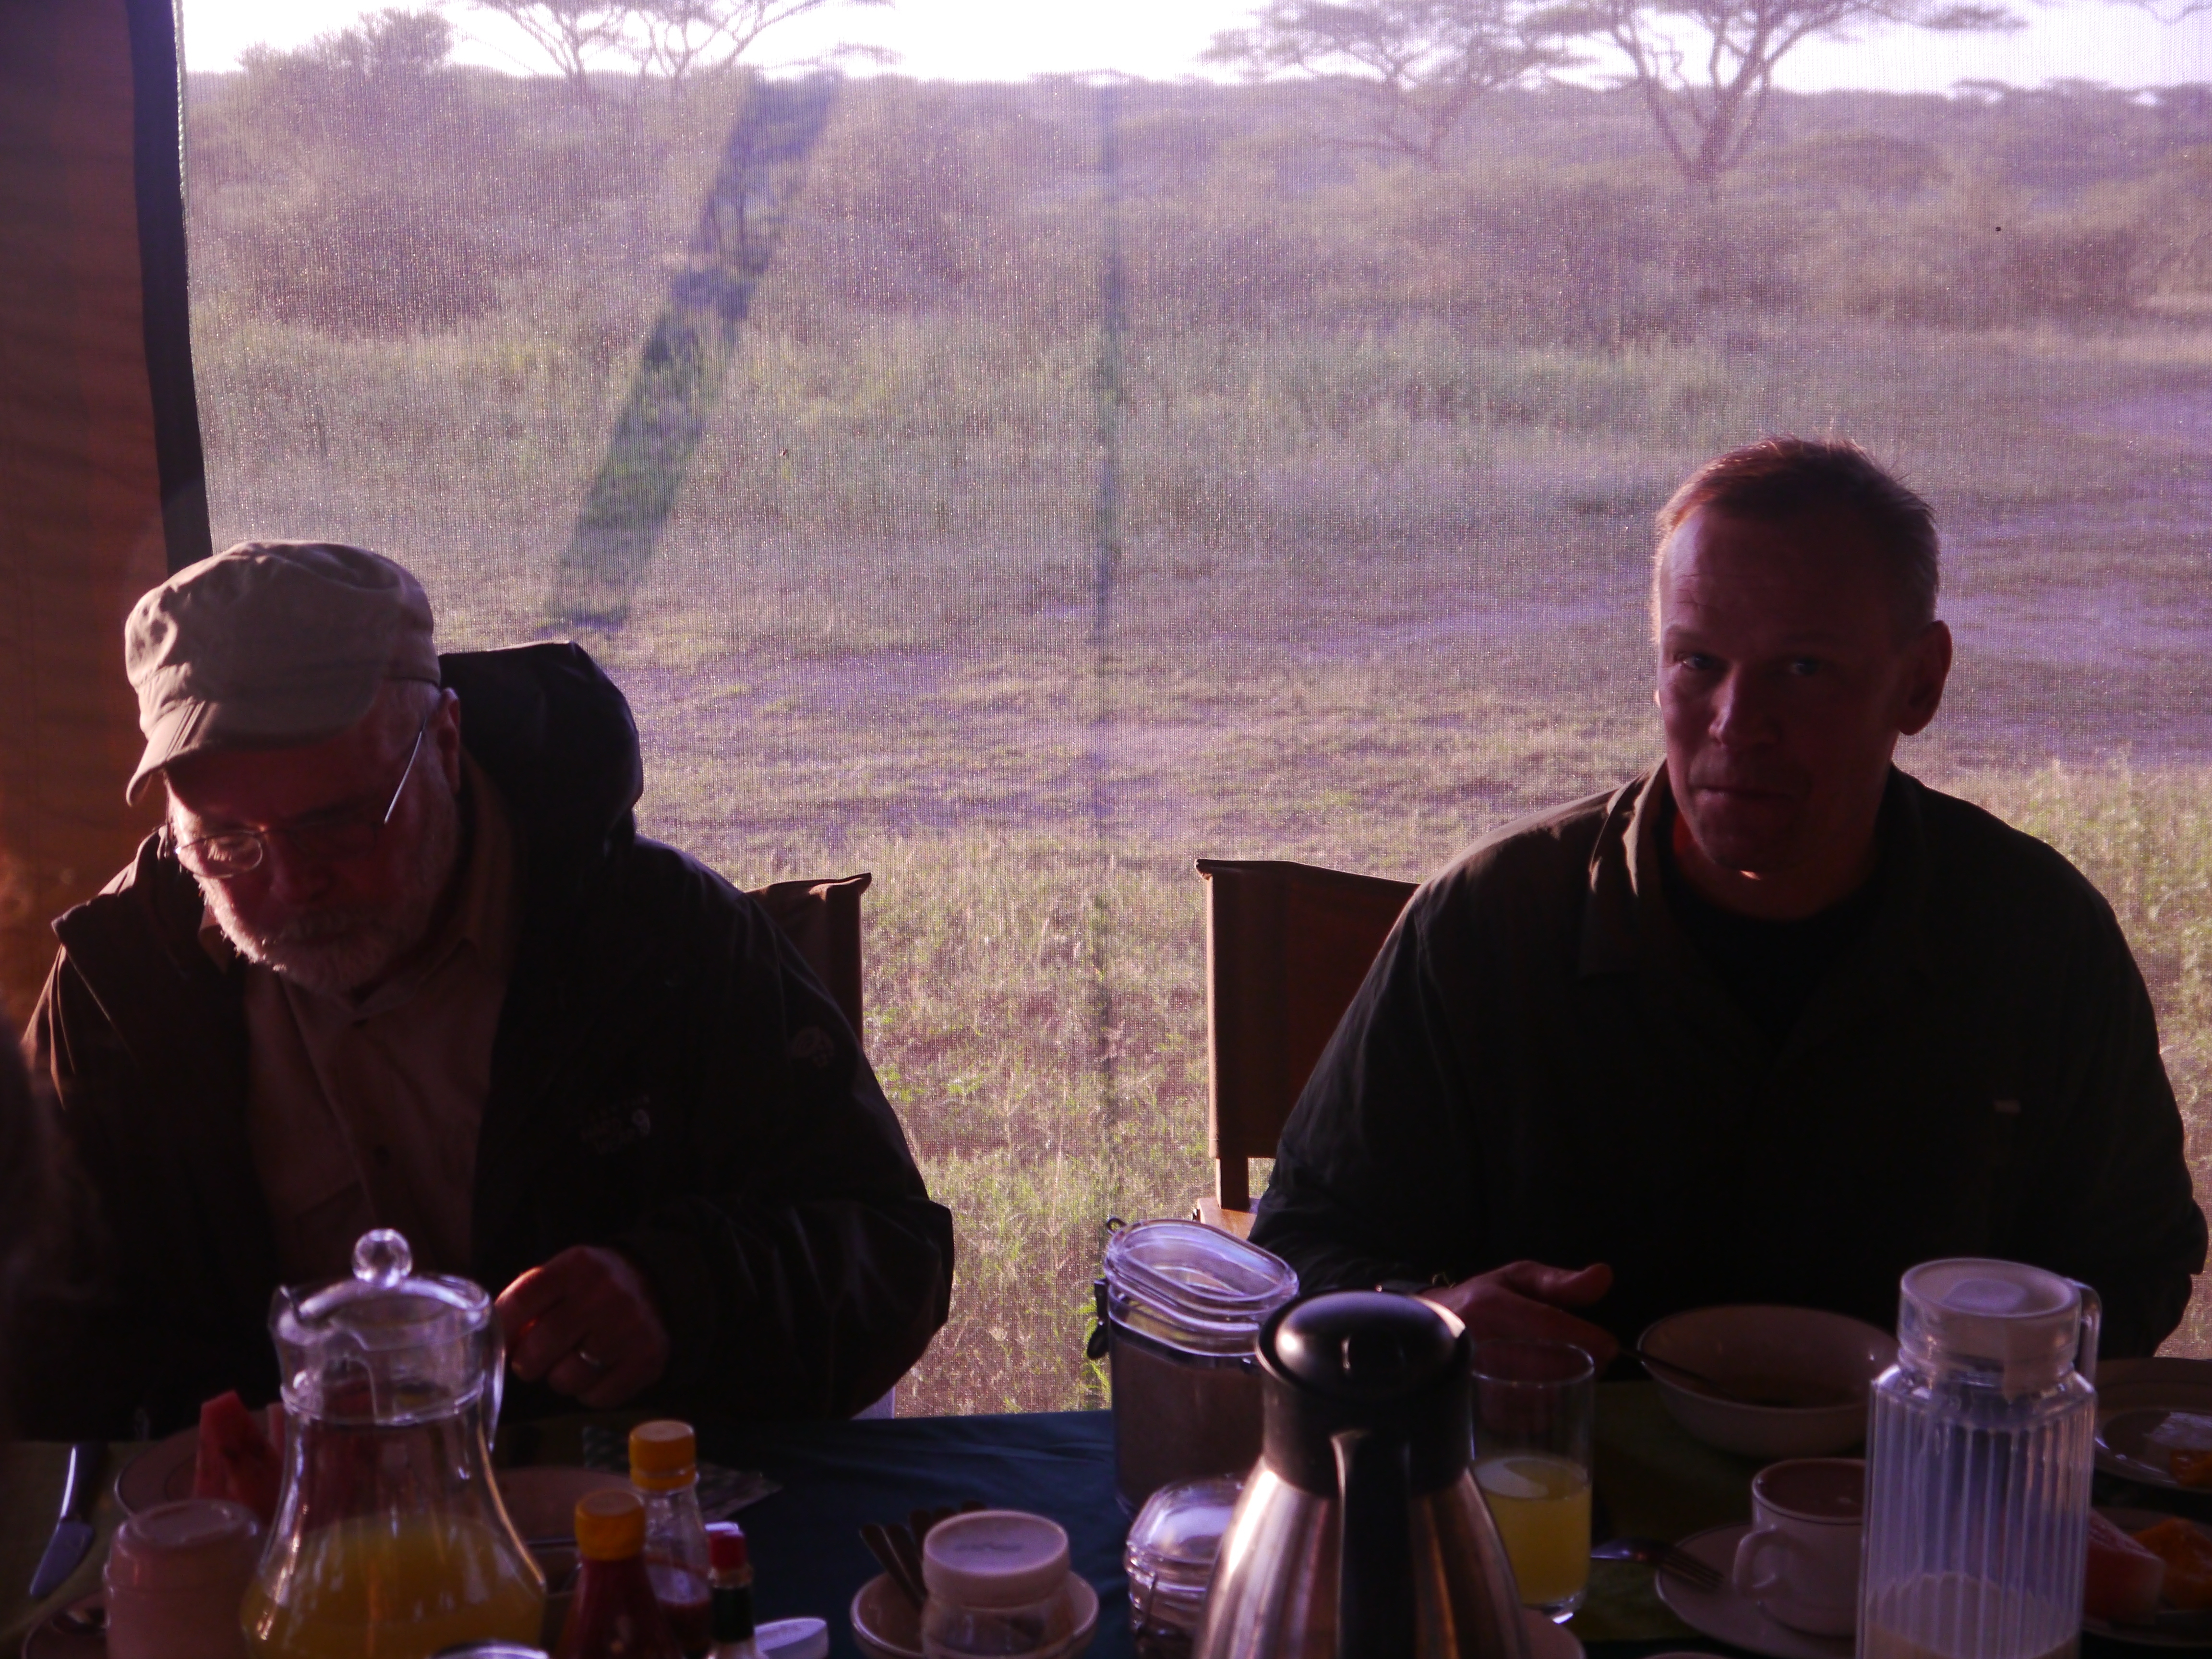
top-left (103, 1498), bottom-right (261, 1659)
top-left (919, 1510), bottom-right (1080, 1659)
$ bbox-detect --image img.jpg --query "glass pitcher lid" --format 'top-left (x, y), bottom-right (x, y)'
top-left (271, 1229), bottom-right (497, 1423)
top-left (1899, 1258), bottom-right (2083, 1388)
top-left (1103, 1220), bottom-right (1299, 1355)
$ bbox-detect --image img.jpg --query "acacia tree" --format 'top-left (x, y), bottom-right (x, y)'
top-left (231, 9), bottom-right (466, 152)
top-left (1583, 0), bottom-right (2014, 191)
top-left (460, 0), bottom-right (885, 98)
top-left (1205, 0), bottom-right (1581, 169)
top-left (630, 0), bottom-right (889, 81)
top-left (461, 0), bottom-right (630, 97)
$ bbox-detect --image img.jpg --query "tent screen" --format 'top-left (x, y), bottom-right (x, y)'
top-left (178, 1), bottom-right (2212, 1407)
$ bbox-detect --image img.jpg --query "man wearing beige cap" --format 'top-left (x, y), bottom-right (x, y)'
top-left (17, 541), bottom-right (953, 1437)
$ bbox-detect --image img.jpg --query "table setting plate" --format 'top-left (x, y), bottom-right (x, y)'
top-left (2097, 1359), bottom-right (2212, 1492)
top-left (111, 1429), bottom-right (198, 1515)
top-left (21, 1595), bottom-right (105, 1659)
top-left (1651, 1522), bottom-right (1854, 1659)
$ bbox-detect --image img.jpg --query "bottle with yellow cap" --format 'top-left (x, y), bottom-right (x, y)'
top-left (553, 1490), bottom-right (683, 1659)
top-left (630, 1420), bottom-right (713, 1658)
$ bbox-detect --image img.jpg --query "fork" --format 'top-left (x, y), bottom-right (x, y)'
top-left (1591, 1535), bottom-right (1726, 1593)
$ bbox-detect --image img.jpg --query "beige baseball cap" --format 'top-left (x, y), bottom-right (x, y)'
top-left (124, 541), bottom-right (442, 803)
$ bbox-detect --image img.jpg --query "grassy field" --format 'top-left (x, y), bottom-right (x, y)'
top-left (181, 55), bottom-right (2212, 1409)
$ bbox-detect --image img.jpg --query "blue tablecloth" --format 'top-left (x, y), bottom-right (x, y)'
top-left (696, 1404), bottom-right (1717, 1659)
top-left (700, 1410), bottom-right (1131, 1659)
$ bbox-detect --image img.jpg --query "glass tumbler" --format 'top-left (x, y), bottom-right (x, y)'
top-left (1471, 1339), bottom-right (1597, 1623)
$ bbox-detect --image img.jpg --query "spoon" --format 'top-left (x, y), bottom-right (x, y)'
top-left (1633, 1346), bottom-right (1853, 1409)
top-left (861, 1522), bottom-right (927, 1608)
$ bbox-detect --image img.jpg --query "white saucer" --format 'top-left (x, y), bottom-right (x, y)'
top-left (1652, 1523), bottom-right (1854, 1659)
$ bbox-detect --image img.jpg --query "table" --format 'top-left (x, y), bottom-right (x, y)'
top-left (0, 1383), bottom-right (2178, 1659)
top-left (2, 1382), bottom-right (1749, 1659)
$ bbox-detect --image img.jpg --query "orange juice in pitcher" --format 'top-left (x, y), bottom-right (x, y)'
top-left (246, 1231), bottom-right (545, 1659)
top-left (243, 1512), bottom-right (543, 1657)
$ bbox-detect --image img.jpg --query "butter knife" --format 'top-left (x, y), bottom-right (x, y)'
top-left (27, 1442), bottom-right (106, 1599)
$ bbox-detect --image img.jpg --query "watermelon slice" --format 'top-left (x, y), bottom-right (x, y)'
top-left (2086, 1510), bottom-right (2165, 1625)
top-left (193, 1392), bottom-right (284, 1526)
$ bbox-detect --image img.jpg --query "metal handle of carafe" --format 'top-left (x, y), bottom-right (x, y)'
top-left (1333, 1427), bottom-right (1416, 1659)
top-left (2070, 1279), bottom-right (2102, 1387)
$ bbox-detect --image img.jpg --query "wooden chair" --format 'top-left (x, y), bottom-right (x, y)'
top-left (1193, 858), bottom-right (1418, 1238)
top-left (749, 870), bottom-right (899, 1417)
top-left (748, 872), bottom-right (872, 1036)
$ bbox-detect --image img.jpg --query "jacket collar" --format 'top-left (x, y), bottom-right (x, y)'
top-left (1579, 768), bottom-right (1656, 978)
top-left (436, 642), bottom-right (643, 908)
top-left (1578, 760), bottom-right (1936, 982)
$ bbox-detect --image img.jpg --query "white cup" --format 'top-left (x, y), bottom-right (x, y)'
top-left (1731, 1457), bottom-right (1864, 1638)
top-left (103, 1498), bottom-right (260, 1659)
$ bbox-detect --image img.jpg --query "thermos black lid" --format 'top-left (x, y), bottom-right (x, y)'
top-left (1274, 1291), bottom-right (1461, 1402)
top-left (1259, 1291), bottom-right (1471, 1497)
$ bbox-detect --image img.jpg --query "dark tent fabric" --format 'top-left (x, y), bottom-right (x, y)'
top-left (0, 0), bottom-right (207, 1022)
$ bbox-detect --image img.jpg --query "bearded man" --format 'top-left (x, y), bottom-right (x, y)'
top-left (18, 541), bottom-right (952, 1436)
top-left (1251, 439), bottom-right (2205, 1362)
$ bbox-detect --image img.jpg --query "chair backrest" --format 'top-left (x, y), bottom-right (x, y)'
top-left (1195, 858), bottom-right (1417, 1210)
top-left (748, 872), bottom-right (873, 1036)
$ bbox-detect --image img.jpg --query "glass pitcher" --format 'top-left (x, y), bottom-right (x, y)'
top-left (243, 1229), bottom-right (546, 1658)
top-left (1860, 1258), bottom-right (2101, 1659)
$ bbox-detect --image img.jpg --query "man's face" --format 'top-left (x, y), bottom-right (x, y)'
top-left (166, 690), bottom-right (464, 997)
top-left (1656, 506), bottom-right (1950, 888)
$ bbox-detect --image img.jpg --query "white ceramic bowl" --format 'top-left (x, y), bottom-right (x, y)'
top-left (1640, 1305), bottom-right (1897, 1460)
top-left (851, 1570), bottom-right (1098, 1659)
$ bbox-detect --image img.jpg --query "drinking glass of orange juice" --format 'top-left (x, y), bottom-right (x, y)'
top-left (1471, 1339), bottom-right (1597, 1623)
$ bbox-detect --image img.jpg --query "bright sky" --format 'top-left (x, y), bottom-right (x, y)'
top-left (180, 0), bottom-right (2212, 92)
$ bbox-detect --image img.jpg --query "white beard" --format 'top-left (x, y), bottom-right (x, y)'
top-left (195, 782), bottom-right (462, 1000)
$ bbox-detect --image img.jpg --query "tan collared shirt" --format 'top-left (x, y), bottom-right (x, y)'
top-left (204, 759), bottom-right (520, 1283)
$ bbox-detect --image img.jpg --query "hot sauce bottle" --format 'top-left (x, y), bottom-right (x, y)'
top-left (706, 1525), bottom-right (766, 1659)
top-left (630, 1420), bottom-right (714, 1656)
top-left (554, 1489), bottom-right (683, 1659)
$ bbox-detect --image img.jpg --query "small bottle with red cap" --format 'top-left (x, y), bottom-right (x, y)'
top-left (706, 1524), bottom-right (765, 1659)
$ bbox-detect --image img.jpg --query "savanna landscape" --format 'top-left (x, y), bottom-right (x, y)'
top-left (181, 8), bottom-right (2212, 1409)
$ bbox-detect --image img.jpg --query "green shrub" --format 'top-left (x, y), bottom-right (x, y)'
top-left (1803, 176), bottom-right (2151, 326)
top-left (233, 184), bottom-right (505, 336)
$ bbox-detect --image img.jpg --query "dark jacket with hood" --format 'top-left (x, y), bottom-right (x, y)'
top-left (18, 643), bottom-right (953, 1437)
top-left (1253, 765), bottom-right (2205, 1358)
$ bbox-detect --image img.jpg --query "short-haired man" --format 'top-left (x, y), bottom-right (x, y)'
top-left (1252, 439), bottom-right (2205, 1362)
top-left (18, 541), bottom-right (954, 1435)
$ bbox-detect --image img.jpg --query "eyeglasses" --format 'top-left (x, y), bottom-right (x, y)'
top-left (172, 717), bottom-right (430, 880)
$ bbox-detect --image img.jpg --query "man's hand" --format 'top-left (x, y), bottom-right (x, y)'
top-left (1418, 1260), bottom-right (1620, 1367)
top-left (496, 1247), bottom-right (671, 1410)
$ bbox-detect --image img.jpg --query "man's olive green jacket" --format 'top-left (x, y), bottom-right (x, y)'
top-left (1253, 766), bottom-right (2205, 1358)
top-left (18, 644), bottom-right (952, 1436)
